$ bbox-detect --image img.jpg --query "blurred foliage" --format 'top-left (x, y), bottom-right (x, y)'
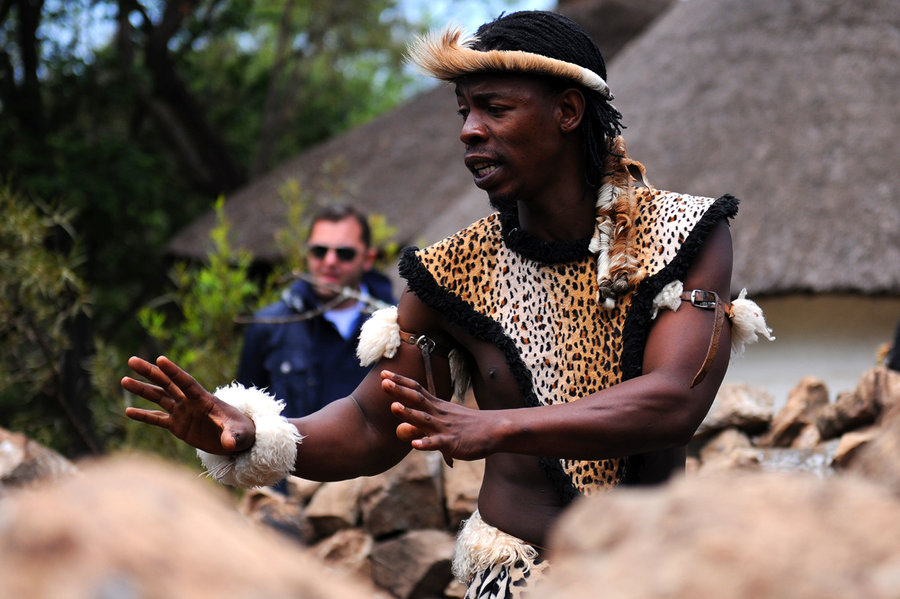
top-left (0, 0), bottom-right (417, 457)
top-left (0, 0), bottom-right (522, 460)
top-left (0, 185), bottom-right (95, 453)
top-left (137, 197), bottom-right (259, 386)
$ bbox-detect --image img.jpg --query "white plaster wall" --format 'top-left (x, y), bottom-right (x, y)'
top-left (723, 295), bottom-right (900, 410)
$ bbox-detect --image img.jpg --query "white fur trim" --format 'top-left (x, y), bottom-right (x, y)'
top-left (651, 279), bottom-right (685, 318)
top-left (357, 306), bottom-right (401, 366)
top-left (452, 510), bottom-right (539, 584)
top-left (730, 288), bottom-right (775, 357)
top-left (196, 383), bottom-right (302, 488)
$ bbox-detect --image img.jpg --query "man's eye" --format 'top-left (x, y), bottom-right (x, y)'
top-left (457, 108), bottom-right (469, 120)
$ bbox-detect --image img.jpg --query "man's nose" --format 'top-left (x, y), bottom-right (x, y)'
top-left (460, 113), bottom-right (487, 144)
top-left (321, 249), bottom-right (341, 265)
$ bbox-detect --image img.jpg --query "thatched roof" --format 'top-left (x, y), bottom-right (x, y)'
top-left (607, 0), bottom-right (900, 295)
top-left (166, 0), bottom-right (671, 262)
top-left (167, 85), bottom-right (479, 262)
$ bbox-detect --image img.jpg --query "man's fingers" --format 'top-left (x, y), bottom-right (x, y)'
top-left (125, 356), bottom-right (185, 401)
top-left (156, 355), bottom-right (209, 400)
top-left (121, 377), bottom-right (170, 407)
top-left (124, 407), bottom-right (170, 428)
top-left (381, 370), bottom-right (429, 396)
top-left (382, 377), bottom-right (432, 411)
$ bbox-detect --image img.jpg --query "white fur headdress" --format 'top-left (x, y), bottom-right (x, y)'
top-left (406, 26), bottom-right (613, 100)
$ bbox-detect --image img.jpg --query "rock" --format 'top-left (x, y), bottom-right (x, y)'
top-left (360, 451), bottom-right (445, 538)
top-left (857, 366), bottom-right (900, 415)
top-left (841, 402), bottom-right (900, 495)
top-left (695, 428), bottom-right (762, 475)
top-left (0, 427), bottom-right (76, 495)
top-left (756, 377), bottom-right (829, 447)
top-left (832, 426), bottom-right (881, 468)
top-left (698, 428), bottom-right (752, 463)
top-left (542, 472), bottom-right (900, 598)
top-left (238, 486), bottom-right (311, 544)
top-left (311, 528), bottom-right (377, 585)
top-left (370, 529), bottom-right (456, 599)
top-left (694, 383), bottom-right (773, 439)
top-left (817, 389), bottom-right (881, 439)
top-left (790, 422), bottom-right (822, 450)
top-left (0, 454), bottom-right (375, 599)
top-left (697, 447), bottom-right (761, 475)
top-left (286, 475), bottom-right (324, 503)
top-left (304, 478), bottom-right (364, 540)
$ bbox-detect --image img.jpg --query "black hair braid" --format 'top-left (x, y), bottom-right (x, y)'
top-left (473, 11), bottom-right (625, 189)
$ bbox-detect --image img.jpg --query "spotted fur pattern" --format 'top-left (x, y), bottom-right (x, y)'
top-left (401, 187), bottom-right (738, 496)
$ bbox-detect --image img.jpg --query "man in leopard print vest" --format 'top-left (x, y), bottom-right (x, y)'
top-left (122, 10), bottom-right (771, 598)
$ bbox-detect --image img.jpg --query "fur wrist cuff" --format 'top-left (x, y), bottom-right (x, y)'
top-left (196, 383), bottom-right (302, 487)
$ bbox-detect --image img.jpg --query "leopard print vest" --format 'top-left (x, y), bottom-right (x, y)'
top-left (399, 188), bottom-right (739, 501)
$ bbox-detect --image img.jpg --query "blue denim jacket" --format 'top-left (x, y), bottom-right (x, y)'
top-left (236, 270), bottom-right (396, 418)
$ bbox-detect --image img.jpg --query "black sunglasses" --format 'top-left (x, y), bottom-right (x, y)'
top-left (308, 245), bottom-right (358, 262)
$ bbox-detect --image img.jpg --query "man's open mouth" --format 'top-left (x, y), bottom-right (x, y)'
top-left (471, 161), bottom-right (499, 178)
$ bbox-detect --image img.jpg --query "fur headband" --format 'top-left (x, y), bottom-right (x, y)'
top-left (406, 26), bottom-right (613, 100)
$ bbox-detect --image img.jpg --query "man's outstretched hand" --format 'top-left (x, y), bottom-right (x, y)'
top-left (122, 356), bottom-right (256, 455)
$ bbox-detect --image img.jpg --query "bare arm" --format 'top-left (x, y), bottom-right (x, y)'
top-left (385, 220), bottom-right (734, 462)
top-left (122, 288), bottom-right (455, 482)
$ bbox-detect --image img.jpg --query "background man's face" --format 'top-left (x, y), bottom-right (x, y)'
top-left (306, 216), bottom-right (375, 301)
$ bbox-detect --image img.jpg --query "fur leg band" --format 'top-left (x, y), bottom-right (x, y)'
top-left (452, 510), bottom-right (540, 584)
top-left (196, 383), bottom-right (302, 488)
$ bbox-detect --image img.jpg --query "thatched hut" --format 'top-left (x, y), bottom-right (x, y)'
top-left (167, 0), bottom-right (899, 402)
top-left (607, 0), bottom-right (900, 402)
top-left (165, 0), bottom-right (672, 264)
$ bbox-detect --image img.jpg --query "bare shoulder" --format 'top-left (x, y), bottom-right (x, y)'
top-left (396, 286), bottom-right (457, 347)
top-left (683, 219), bottom-right (734, 297)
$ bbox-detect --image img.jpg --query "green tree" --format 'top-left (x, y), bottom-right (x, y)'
top-left (0, 0), bottom-right (417, 456)
top-left (0, 185), bottom-right (97, 454)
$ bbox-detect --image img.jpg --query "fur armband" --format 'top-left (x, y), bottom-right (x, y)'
top-left (729, 288), bottom-right (775, 357)
top-left (196, 383), bottom-right (303, 488)
top-left (651, 280), bottom-right (684, 318)
top-left (357, 306), bottom-right (401, 366)
top-left (651, 281), bottom-right (774, 359)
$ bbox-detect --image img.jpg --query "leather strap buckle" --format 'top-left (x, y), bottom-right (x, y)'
top-left (680, 289), bottom-right (731, 388)
top-left (398, 329), bottom-right (452, 396)
top-left (690, 289), bottom-right (719, 309)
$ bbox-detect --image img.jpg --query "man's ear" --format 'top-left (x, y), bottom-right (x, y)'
top-left (363, 247), bottom-right (378, 271)
top-left (557, 88), bottom-right (586, 133)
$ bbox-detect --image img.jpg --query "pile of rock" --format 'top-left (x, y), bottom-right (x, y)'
top-left (239, 449), bottom-right (484, 598)
top-left (540, 367), bottom-right (900, 599)
top-left (1, 366), bottom-right (898, 598)
top-left (690, 366), bottom-right (900, 482)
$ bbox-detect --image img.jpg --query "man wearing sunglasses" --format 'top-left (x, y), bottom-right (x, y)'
top-left (236, 204), bottom-right (395, 420)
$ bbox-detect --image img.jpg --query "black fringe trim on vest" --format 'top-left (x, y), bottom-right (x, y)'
top-left (398, 247), bottom-right (581, 504)
top-left (499, 209), bottom-right (592, 263)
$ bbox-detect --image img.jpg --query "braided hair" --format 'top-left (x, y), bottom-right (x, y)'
top-left (471, 11), bottom-right (625, 190)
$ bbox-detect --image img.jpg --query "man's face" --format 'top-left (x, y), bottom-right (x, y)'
top-left (455, 73), bottom-right (568, 211)
top-left (306, 216), bottom-right (375, 301)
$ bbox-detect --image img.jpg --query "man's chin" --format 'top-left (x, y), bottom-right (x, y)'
top-left (488, 192), bottom-right (517, 213)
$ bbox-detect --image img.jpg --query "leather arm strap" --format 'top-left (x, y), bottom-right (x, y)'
top-left (397, 329), bottom-right (452, 395)
top-left (680, 290), bottom-right (732, 388)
